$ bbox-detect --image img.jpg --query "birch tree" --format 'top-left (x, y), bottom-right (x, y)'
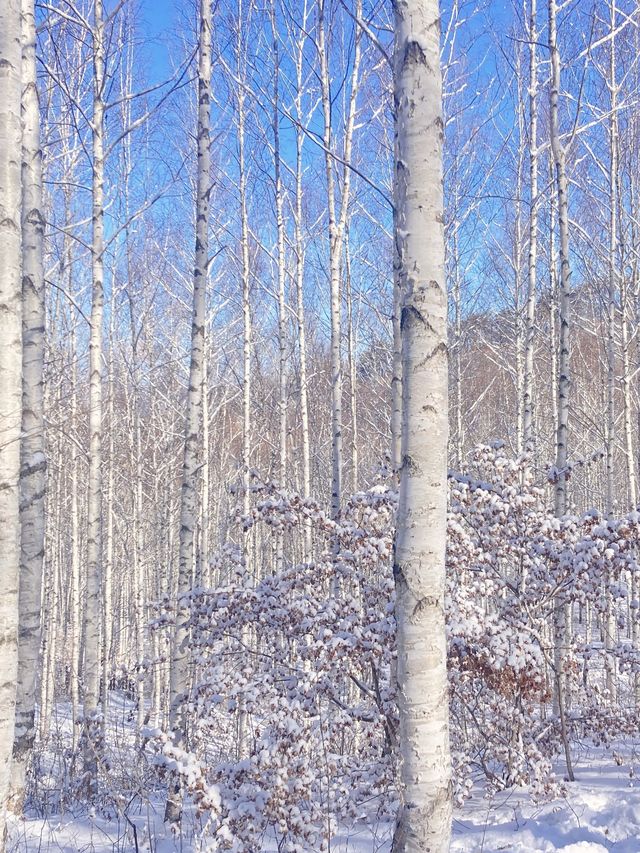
top-left (165, 0), bottom-right (212, 824)
top-left (317, 0), bottom-right (362, 520)
top-left (548, 0), bottom-right (575, 782)
top-left (0, 0), bottom-right (23, 841)
top-left (392, 1), bottom-right (452, 850)
top-left (523, 0), bottom-right (539, 455)
top-left (83, 0), bottom-right (106, 789)
top-left (10, 0), bottom-right (46, 813)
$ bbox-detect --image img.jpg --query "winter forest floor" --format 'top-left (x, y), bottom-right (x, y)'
top-left (6, 695), bottom-right (640, 853)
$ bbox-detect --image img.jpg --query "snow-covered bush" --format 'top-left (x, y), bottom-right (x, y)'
top-left (149, 447), bottom-right (640, 848)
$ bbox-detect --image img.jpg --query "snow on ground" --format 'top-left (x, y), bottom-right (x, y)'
top-left (7, 698), bottom-right (640, 852)
top-left (9, 756), bottom-right (640, 853)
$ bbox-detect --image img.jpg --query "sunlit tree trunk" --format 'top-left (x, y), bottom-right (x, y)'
top-left (392, 1), bottom-right (452, 849)
top-left (317, 0), bottom-right (362, 519)
top-left (604, 0), bottom-right (619, 705)
top-left (165, 0), bottom-right (211, 824)
top-left (83, 0), bottom-right (106, 791)
top-left (0, 0), bottom-right (23, 839)
top-left (293, 10), bottom-right (312, 560)
top-left (272, 0), bottom-right (287, 570)
top-left (549, 0), bottom-right (574, 782)
top-left (345, 229), bottom-right (359, 491)
top-left (523, 0), bottom-right (538, 455)
top-left (9, 0), bottom-right (46, 814)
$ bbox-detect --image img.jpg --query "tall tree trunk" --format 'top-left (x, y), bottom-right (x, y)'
top-left (345, 229), bottom-right (359, 491)
top-left (272, 0), bottom-right (287, 570)
top-left (392, 1), bottom-right (452, 850)
top-left (237, 2), bottom-right (252, 569)
top-left (10, 0), bottom-right (46, 814)
top-left (523, 0), bottom-right (538, 455)
top-left (293, 14), bottom-right (312, 560)
top-left (0, 0), bottom-right (23, 840)
top-left (549, 0), bottom-right (575, 782)
top-left (83, 0), bottom-right (106, 791)
top-left (165, 0), bottom-right (211, 824)
top-left (604, 0), bottom-right (619, 705)
top-left (317, 0), bottom-right (362, 520)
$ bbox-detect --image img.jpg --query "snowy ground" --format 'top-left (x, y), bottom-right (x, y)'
top-left (9, 756), bottom-right (640, 852)
top-left (7, 698), bottom-right (640, 852)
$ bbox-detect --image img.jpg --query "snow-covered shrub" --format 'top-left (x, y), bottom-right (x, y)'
top-left (149, 447), bottom-right (640, 848)
top-left (448, 444), bottom-right (640, 801)
top-left (150, 480), bottom-right (398, 851)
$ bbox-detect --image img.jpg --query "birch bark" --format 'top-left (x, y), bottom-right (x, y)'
top-left (317, 0), bottom-right (362, 519)
top-left (604, 0), bottom-right (619, 704)
top-left (292, 7), bottom-right (312, 559)
top-left (548, 0), bottom-right (575, 782)
top-left (165, 0), bottom-right (211, 824)
top-left (9, 0), bottom-right (46, 813)
top-left (83, 0), bottom-right (106, 789)
top-left (392, 1), bottom-right (452, 849)
top-left (523, 0), bottom-right (538, 455)
top-left (0, 0), bottom-right (23, 840)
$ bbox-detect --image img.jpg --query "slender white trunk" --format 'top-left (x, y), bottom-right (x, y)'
top-left (604, 0), bottom-right (618, 704)
top-left (317, 0), bottom-right (362, 519)
top-left (70, 320), bottom-right (81, 750)
top-left (237, 8), bottom-right (252, 562)
top-left (293, 20), bottom-right (312, 560)
top-left (392, 2), bottom-right (452, 849)
top-left (83, 0), bottom-right (106, 789)
top-left (102, 331), bottom-right (114, 724)
top-left (549, 157), bottom-right (558, 446)
top-left (523, 0), bottom-right (538, 455)
top-left (451, 230), bottom-right (463, 468)
top-left (549, 0), bottom-right (574, 782)
top-left (345, 231), bottom-right (359, 491)
top-left (0, 0), bottom-right (23, 838)
top-left (272, 2), bottom-right (287, 570)
top-left (165, 0), bottom-right (211, 823)
top-left (201, 350), bottom-right (210, 585)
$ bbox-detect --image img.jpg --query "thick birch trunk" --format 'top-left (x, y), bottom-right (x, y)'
top-left (165, 0), bottom-right (211, 823)
top-left (0, 0), bottom-right (23, 840)
top-left (392, 2), bottom-right (452, 849)
top-left (9, 0), bottom-right (46, 814)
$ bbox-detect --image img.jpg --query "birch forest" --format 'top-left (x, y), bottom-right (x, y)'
top-left (4, 0), bottom-right (640, 850)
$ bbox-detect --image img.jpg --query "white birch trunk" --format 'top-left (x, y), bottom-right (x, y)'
top-left (9, 0), bottom-right (46, 814)
top-left (272, 1), bottom-right (287, 570)
top-left (293, 20), bottom-right (312, 560)
top-left (317, 0), bottom-right (362, 519)
top-left (604, 0), bottom-right (619, 705)
top-left (549, 0), bottom-right (574, 782)
top-left (392, 1), bottom-right (452, 849)
top-left (345, 232), bottom-right (359, 491)
top-left (0, 0), bottom-right (23, 839)
top-left (83, 0), bottom-right (106, 789)
top-left (523, 0), bottom-right (538, 455)
top-left (165, 0), bottom-right (211, 823)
